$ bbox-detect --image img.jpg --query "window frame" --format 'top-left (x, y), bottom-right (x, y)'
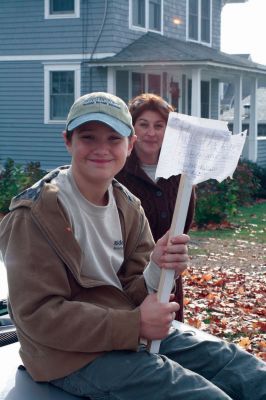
top-left (44, 63), bottom-right (81, 124)
top-left (44, 0), bottom-right (80, 19)
top-left (186, 0), bottom-right (212, 45)
top-left (115, 70), bottom-right (163, 101)
top-left (129, 0), bottom-right (163, 33)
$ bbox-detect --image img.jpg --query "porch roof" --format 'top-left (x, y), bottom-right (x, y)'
top-left (91, 32), bottom-right (266, 76)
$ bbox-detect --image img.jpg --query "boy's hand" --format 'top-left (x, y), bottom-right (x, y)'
top-left (150, 231), bottom-right (189, 276)
top-left (139, 293), bottom-right (179, 340)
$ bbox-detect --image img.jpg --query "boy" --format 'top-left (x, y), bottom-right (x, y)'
top-left (0, 92), bottom-right (265, 400)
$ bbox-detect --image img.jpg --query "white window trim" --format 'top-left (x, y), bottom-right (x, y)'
top-left (129, 0), bottom-right (163, 34)
top-left (186, 0), bottom-right (212, 46)
top-left (44, 0), bottom-right (80, 19)
top-left (129, 0), bottom-right (146, 32)
top-left (44, 63), bottom-right (81, 124)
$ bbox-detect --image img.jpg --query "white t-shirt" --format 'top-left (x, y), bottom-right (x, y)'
top-left (52, 167), bottom-right (124, 289)
top-left (52, 167), bottom-right (162, 293)
top-left (141, 163), bottom-right (158, 182)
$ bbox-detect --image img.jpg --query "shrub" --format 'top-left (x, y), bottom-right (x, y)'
top-left (239, 159), bottom-right (266, 199)
top-left (195, 179), bottom-right (238, 226)
top-left (194, 159), bottom-right (263, 227)
top-left (232, 159), bottom-right (262, 205)
top-left (0, 158), bottom-right (47, 214)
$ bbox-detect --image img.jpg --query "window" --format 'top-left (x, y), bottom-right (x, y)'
top-left (50, 71), bottom-right (74, 120)
top-left (188, 0), bottom-right (211, 44)
top-left (201, 81), bottom-right (210, 118)
top-left (201, 0), bottom-right (210, 43)
top-left (132, 0), bottom-right (145, 28)
top-left (116, 71), bottom-right (162, 100)
top-left (258, 124), bottom-right (266, 137)
top-left (187, 79), bottom-right (210, 118)
top-left (50, 0), bottom-right (74, 13)
top-left (130, 0), bottom-right (162, 32)
top-left (148, 74), bottom-right (161, 94)
top-left (132, 72), bottom-right (145, 97)
top-left (116, 71), bottom-right (130, 104)
top-left (44, 64), bottom-right (80, 124)
top-left (149, 0), bottom-right (161, 31)
top-left (188, 0), bottom-right (198, 41)
top-left (45, 0), bottom-right (80, 19)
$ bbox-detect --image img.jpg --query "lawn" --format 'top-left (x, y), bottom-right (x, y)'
top-left (183, 200), bottom-right (266, 361)
top-left (190, 200), bottom-right (266, 243)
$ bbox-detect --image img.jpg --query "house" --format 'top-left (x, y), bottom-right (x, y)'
top-left (1, 0), bottom-right (266, 170)
top-left (221, 86), bottom-right (266, 162)
top-left (220, 54), bottom-right (257, 112)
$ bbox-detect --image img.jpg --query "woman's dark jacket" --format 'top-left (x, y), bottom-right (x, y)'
top-left (116, 148), bottom-right (196, 322)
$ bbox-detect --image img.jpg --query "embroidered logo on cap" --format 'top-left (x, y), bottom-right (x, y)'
top-left (83, 96), bottom-right (121, 109)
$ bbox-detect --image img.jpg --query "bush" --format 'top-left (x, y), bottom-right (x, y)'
top-left (239, 159), bottom-right (266, 199)
top-left (0, 158), bottom-right (47, 214)
top-left (195, 179), bottom-right (238, 226)
top-left (194, 159), bottom-right (263, 227)
top-left (230, 159), bottom-right (261, 205)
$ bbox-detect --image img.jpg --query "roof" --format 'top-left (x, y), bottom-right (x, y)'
top-left (91, 32), bottom-right (266, 75)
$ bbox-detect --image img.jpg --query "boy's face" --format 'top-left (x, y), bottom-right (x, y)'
top-left (64, 121), bottom-right (136, 188)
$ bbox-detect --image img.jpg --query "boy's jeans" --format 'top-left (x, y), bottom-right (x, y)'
top-left (51, 326), bottom-right (266, 400)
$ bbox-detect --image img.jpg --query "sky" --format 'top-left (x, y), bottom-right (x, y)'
top-left (221, 0), bottom-right (266, 65)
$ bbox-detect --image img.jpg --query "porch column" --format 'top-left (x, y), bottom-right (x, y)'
top-left (191, 68), bottom-right (201, 117)
top-left (248, 77), bottom-right (258, 162)
top-left (107, 68), bottom-right (116, 94)
top-left (233, 75), bottom-right (242, 134)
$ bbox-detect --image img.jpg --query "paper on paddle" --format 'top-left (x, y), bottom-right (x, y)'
top-left (150, 112), bottom-right (246, 354)
top-left (155, 112), bottom-right (246, 184)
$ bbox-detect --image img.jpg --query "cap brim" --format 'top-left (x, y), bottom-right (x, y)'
top-left (67, 112), bottom-right (132, 137)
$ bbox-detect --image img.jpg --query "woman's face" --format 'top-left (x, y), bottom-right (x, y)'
top-left (134, 110), bottom-right (167, 164)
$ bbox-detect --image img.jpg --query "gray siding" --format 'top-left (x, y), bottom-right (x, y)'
top-left (0, 0), bottom-right (82, 56)
top-left (0, 0), bottom-right (226, 171)
top-left (163, 0), bottom-right (186, 40)
top-left (0, 0), bottom-right (140, 57)
top-left (0, 61), bottom-right (109, 170)
top-left (0, 61), bottom-right (70, 170)
top-left (83, 67), bottom-right (108, 93)
top-left (0, 0), bottom-right (224, 60)
top-left (102, 0), bottom-right (142, 53)
top-left (164, 0), bottom-right (222, 49)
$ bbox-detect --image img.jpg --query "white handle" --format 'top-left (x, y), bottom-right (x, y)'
top-left (150, 175), bottom-right (193, 353)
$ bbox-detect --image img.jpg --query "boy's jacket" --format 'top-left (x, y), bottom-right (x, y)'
top-left (0, 167), bottom-right (154, 381)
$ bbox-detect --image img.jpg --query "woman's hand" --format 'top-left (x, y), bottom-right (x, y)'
top-left (150, 231), bottom-right (189, 276)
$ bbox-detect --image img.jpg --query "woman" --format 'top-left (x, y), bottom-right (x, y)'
top-left (116, 93), bottom-right (196, 322)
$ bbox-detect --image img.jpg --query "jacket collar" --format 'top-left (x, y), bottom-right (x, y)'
top-left (123, 149), bottom-right (156, 183)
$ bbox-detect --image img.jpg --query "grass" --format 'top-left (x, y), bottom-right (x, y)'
top-left (190, 200), bottom-right (266, 243)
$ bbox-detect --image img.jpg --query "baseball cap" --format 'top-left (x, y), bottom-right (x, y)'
top-left (66, 92), bottom-right (134, 137)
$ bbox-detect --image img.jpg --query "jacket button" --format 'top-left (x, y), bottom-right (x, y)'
top-left (156, 190), bottom-right (163, 197)
top-left (161, 211), bottom-right (167, 218)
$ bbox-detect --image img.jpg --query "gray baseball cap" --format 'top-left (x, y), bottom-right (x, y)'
top-left (66, 92), bottom-right (134, 137)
